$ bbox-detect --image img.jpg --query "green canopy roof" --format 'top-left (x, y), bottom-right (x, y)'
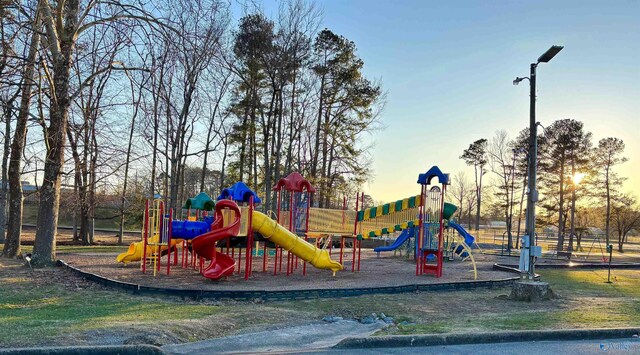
top-left (183, 192), bottom-right (215, 211)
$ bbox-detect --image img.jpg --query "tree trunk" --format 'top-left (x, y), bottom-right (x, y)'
top-left (33, 93), bottom-right (69, 265)
top-left (200, 115), bottom-right (214, 192)
top-left (150, 65), bottom-right (163, 200)
top-left (32, 1), bottom-right (78, 264)
top-left (475, 164), bottom-right (483, 231)
top-left (238, 102), bottom-right (249, 181)
top-left (261, 88), bottom-right (276, 213)
top-left (568, 157), bottom-right (576, 252)
top-left (617, 231), bottom-right (623, 253)
top-left (272, 88), bottom-right (285, 212)
top-left (66, 127), bottom-right (83, 242)
top-left (605, 166), bottom-right (610, 246)
top-left (319, 106), bottom-right (332, 208)
top-left (72, 180), bottom-right (78, 241)
top-left (119, 79), bottom-right (141, 244)
top-left (3, 15), bottom-right (41, 257)
top-left (556, 154), bottom-right (566, 251)
top-left (0, 100), bottom-right (11, 245)
top-left (220, 136), bottom-right (228, 189)
top-left (285, 70), bottom-right (297, 175)
top-left (310, 73), bottom-right (325, 179)
top-left (251, 96), bottom-right (258, 190)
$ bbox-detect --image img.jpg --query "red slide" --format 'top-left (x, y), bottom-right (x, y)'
top-left (192, 200), bottom-right (242, 280)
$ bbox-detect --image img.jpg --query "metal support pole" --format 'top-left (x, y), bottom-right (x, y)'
top-left (525, 62), bottom-right (538, 280)
top-left (606, 244), bottom-right (613, 283)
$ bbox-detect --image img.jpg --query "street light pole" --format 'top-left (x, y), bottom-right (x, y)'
top-left (525, 62), bottom-right (538, 279)
top-left (515, 45), bottom-right (563, 280)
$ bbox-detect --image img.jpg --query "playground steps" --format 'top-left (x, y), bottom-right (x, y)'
top-left (420, 249), bottom-right (443, 278)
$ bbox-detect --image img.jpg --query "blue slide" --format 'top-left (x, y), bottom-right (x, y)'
top-left (448, 221), bottom-right (475, 245)
top-left (447, 221), bottom-right (475, 257)
top-left (374, 227), bottom-right (414, 253)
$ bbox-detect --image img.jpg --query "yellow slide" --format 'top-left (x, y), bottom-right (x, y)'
top-left (251, 211), bottom-right (343, 275)
top-left (116, 235), bottom-right (180, 264)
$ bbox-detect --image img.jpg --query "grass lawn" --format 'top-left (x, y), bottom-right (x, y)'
top-left (1, 254), bottom-right (639, 348)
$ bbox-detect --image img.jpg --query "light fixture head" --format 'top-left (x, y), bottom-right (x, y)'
top-left (537, 45), bottom-right (564, 63)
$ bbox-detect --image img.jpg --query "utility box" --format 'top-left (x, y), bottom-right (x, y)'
top-left (532, 245), bottom-right (542, 257)
top-left (519, 235), bottom-right (530, 272)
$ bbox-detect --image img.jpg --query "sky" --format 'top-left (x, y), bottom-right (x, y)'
top-left (256, 0), bottom-right (640, 202)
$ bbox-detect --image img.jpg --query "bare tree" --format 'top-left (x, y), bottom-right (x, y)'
top-left (461, 138), bottom-right (487, 231)
top-left (0, 11), bottom-right (21, 244)
top-left (200, 65), bottom-right (232, 192)
top-left (611, 194), bottom-right (640, 252)
top-left (591, 138), bottom-right (627, 246)
top-left (448, 171), bottom-right (471, 226)
top-left (487, 130), bottom-right (517, 251)
top-left (118, 69), bottom-right (147, 244)
top-left (30, 0), bottom-right (172, 265)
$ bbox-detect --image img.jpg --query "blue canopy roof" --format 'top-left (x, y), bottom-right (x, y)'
top-left (217, 181), bottom-right (262, 204)
top-left (417, 166), bottom-right (449, 185)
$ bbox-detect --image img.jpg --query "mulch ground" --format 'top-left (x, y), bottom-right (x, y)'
top-left (60, 248), bottom-right (514, 291)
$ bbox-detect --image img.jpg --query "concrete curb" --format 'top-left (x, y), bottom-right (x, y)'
top-left (334, 327), bottom-right (640, 349)
top-left (0, 345), bottom-right (165, 354)
top-left (58, 260), bottom-right (520, 301)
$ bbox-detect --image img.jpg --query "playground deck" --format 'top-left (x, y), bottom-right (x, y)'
top-left (60, 250), bottom-right (513, 291)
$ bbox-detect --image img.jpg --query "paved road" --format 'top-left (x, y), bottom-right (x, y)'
top-left (305, 338), bottom-right (640, 355)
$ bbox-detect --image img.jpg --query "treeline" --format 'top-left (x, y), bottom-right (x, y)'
top-left (0, 0), bottom-right (384, 265)
top-left (451, 119), bottom-right (639, 253)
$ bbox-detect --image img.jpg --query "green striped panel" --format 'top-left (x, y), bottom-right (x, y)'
top-left (408, 196), bottom-right (416, 208)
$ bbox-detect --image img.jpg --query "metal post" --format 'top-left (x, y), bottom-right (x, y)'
top-left (525, 62), bottom-right (538, 280)
top-left (167, 208), bottom-right (173, 275)
top-left (606, 244), bottom-right (613, 283)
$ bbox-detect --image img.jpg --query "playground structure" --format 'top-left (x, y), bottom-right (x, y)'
top-left (372, 202), bottom-right (478, 279)
top-left (116, 179), bottom-right (344, 280)
top-left (116, 166), bottom-right (478, 281)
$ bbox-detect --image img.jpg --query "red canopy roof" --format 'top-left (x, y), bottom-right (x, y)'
top-left (273, 172), bottom-right (316, 192)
